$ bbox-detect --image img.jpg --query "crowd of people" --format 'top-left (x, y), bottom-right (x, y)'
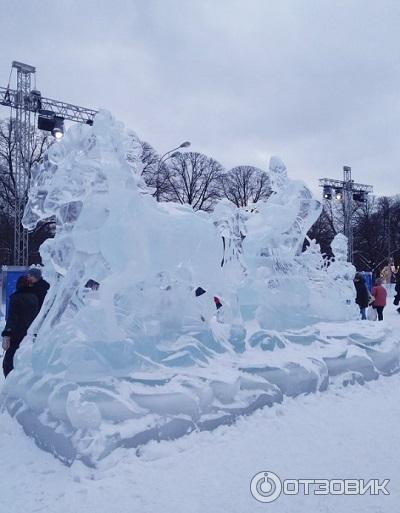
top-left (354, 271), bottom-right (400, 322)
top-left (1, 268), bottom-right (49, 377)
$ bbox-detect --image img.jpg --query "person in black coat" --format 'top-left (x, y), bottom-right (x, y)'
top-left (394, 271), bottom-right (400, 314)
top-left (27, 267), bottom-right (50, 310)
top-left (354, 272), bottom-right (370, 320)
top-left (1, 276), bottom-right (39, 377)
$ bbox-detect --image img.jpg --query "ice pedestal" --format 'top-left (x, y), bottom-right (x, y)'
top-left (4, 320), bottom-right (398, 466)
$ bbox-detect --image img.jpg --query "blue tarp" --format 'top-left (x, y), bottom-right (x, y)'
top-left (361, 271), bottom-right (373, 293)
top-left (2, 267), bottom-right (29, 318)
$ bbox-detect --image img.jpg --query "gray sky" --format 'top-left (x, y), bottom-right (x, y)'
top-left (1, 0), bottom-right (399, 196)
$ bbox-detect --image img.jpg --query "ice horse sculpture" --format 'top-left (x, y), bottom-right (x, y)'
top-left (1, 111), bottom-right (399, 466)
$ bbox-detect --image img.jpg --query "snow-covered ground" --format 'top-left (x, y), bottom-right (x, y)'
top-left (1, 306), bottom-right (399, 513)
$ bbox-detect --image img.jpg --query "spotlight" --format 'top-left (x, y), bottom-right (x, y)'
top-left (323, 186), bottom-right (332, 200)
top-left (51, 117), bottom-right (64, 140)
top-left (37, 110), bottom-right (56, 131)
top-left (353, 191), bottom-right (367, 202)
top-left (335, 188), bottom-right (343, 200)
top-left (52, 127), bottom-right (63, 140)
top-left (37, 111), bottom-right (64, 140)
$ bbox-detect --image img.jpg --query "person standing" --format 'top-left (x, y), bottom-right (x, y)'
top-left (394, 271), bottom-right (400, 314)
top-left (354, 273), bottom-right (370, 320)
top-left (27, 267), bottom-right (50, 310)
top-left (1, 276), bottom-right (39, 377)
top-left (371, 278), bottom-right (387, 321)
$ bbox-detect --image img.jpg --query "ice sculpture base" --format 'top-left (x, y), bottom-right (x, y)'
top-left (2, 320), bottom-right (398, 467)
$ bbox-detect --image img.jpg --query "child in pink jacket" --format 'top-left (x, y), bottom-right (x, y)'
top-left (372, 278), bottom-right (387, 321)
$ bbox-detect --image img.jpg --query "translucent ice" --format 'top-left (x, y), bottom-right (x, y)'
top-left (2, 111), bottom-right (396, 466)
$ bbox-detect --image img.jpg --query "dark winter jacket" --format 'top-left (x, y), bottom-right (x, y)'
top-left (394, 274), bottom-right (400, 305)
top-left (395, 274), bottom-right (400, 294)
top-left (354, 277), bottom-right (369, 308)
top-left (1, 288), bottom-right (39, 344)
top-left (30, 278), bottom-right (50, 310)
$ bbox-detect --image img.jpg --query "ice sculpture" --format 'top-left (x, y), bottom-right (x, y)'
top-left (1, 111), bottom-right (398, 467)
top-left (237, 157), bottom-right (358, 329)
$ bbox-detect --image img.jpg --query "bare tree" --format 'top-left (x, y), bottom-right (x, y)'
top-left (307, 193), bottom-right (400, 273)
top-left (138, 140), bottom-right (176, 201)
top-left (0, 118), bottom-right (52, 264)
top-left (0, 119), bottom-right (17, 215)
top-left (308, 194), bottom-right (365, 259)
top-left (219, 165), bottom-right (271, 207)
top-left (0, 118), bottom-right (51, 213)
top-left (165, 152), bottom-right (224, 211)
top-left (306, 206), bottom-right (337, 258)
top-left (139, 141), bottom-right (159, 178)
top-left (353, 195), bottom-right (400, 272)
top-left (0, 209), bottom-right (13, 263)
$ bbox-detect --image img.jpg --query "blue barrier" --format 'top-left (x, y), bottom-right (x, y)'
top-left (1, 266), bottom-right (29, 319)
top-left (361, 271), bottom-right (373, 293)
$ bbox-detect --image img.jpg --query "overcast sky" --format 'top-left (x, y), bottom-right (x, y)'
top-left (1, 0), bottom-right (399, 196)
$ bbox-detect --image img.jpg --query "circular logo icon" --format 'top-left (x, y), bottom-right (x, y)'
top-left (250, 471), bottom-right (282, 503)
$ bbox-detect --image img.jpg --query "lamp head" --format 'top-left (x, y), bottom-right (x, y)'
top-left (52, 127), bottom-right (64, 140)
top-left (322, 185), bottom-right (332, 200)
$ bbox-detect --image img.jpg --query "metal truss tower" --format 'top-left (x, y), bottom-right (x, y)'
top-left (342, 166), bottom-right (355, 263)
top-left (319, 167), bottom-right (373, 263)
top-left (11, 61), bottom-right (35, 265)
top-left (0, 61), bottom-right (97, 265)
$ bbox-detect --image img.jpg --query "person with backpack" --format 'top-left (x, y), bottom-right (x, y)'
top-left (354, 273), bottom-right (370, 320)
top-left (1, 275), bottom-right (39, 377)
top-left (371, 278), bottom-right (387, 321)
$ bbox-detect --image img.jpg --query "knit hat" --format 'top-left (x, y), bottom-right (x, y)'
top-left (27, 267), bottom-right (42, 280)
top-left (16, 275), bottom-right (30, 291)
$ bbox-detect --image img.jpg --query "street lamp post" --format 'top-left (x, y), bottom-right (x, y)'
top-left (155, 141), bottom-right (191, 201)
top-left (319, 166), bottom-right (373, 263)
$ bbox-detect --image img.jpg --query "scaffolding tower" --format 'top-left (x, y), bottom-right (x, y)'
top-left (0, 61), bottom-right (97, 265)
top-left (319, 166), bottom-right (373, 263)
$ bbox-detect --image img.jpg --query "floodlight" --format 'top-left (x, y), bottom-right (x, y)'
top-left (323, 186), bottom-right (332, 200)
top-left (51, 117), bottom-right (64, 140)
